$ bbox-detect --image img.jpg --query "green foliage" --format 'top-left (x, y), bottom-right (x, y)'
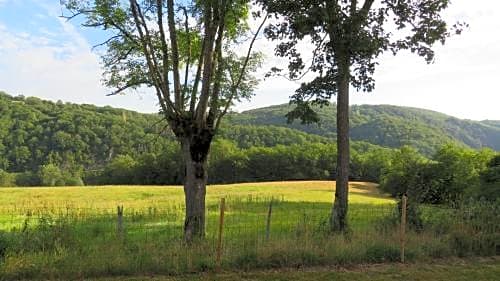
top-left (228, 103), bottom-right (500, 155)
top-left (0, 231), bottom-right (8, 261)
top-left (477, 155), bottom-right (500, 200)
top-left (432, 145), bottom-right (495, 203)
top-left (15, 172), bottom-right (40, 187)
top-left (39, 164), bottom-right (63, 187)
top-left (65, 176), bottom-right (85, 187)
top-left (381, 144), bottom-right (498, 205)
top-left (0, 170), bottom-right (16, 187)
top-left (0, 92), bottom-right (170, 174)
top-left (102, 155), bottom-right (138, 185)
top-left (380, 146), bottom-right (429, 197)
top-left (364, 243), bottom-right (401, 263)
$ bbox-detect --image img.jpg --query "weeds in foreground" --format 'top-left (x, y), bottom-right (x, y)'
top-left (0, 198), bottom-right (498, 280)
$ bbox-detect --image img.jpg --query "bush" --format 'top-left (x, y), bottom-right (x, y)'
top-left (0, 231), bottom-right (10, 261)
top-left (102, 155), bottom-right (137, 184)
top-left (65, 176), bottom-right (85, 186)
top-left (0, 170), bottom-right (16, 187)
top-left (15, 172), bottom-right (40, 186)
top-left (365, 243), bottom-right (400, 262)
top-left (477, 154), bottom-right (500, 201)
top-left (39, 164), bottom-right (63, 186)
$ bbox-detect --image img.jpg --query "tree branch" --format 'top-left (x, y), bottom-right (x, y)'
top-left (189, 33), bottom-right (205, 114)
top-left (350, 0), bottom-right (358, 15)
top-left (91, 34), bottom-right (121, 51)
top-left (167, 0), bottom-right (183, 109)
top-left (357, 0), bottom-right (375, 20)
top-left (157, 0), bottom-right (171, 110)
top-left (207, 5), bottom-right (227, 128)
top-left (106, 80), bottom-right (150, 96)
top-left (233, 12), bottom-right (268, 95)
top-left (215, 12), bottom-right (268, 132)
top-left (182, 6), bottom-right (191, 106)
top-left (130, 0), bottom-right (177, 116)
top-left (195, 4), bottom-right (217, 126)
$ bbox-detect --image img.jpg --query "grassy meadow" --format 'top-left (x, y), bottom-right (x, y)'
top-left (0, 181), bottom-right (497, 280)
top-left (0, 181), bottom-right (389, 210)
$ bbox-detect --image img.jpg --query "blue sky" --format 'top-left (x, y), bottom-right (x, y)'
top-left (0, 0), bottom-right (499, 120)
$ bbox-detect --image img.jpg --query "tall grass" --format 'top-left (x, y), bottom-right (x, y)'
top-left (0, 182), bottom-right (498, 280)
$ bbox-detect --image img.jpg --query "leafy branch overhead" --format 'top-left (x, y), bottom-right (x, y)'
top-left (259, 0), bottom-right (467, 124)
top-left (62, 0), bottom-right (264, 134)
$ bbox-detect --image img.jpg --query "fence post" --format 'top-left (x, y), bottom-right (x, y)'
top-left (216, 198), bottom-right (226, 272)
top-left (266, 198), bottom-right (273, 241)
top-left (400, 195), bottom-right (407, 263)
top-left (117, 205), bottom-right (124, 238)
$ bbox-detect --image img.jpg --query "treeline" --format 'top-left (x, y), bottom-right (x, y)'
top-left (380, 145), bottom-right (499, 203)
top-left (0, 139), bottom-right (388, 186)
top-left (2, 136), bottom-right (498, 205)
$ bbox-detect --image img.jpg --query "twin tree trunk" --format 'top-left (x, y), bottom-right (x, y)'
top-left (330, 64), bottom-right (350, 233)
top-left (180, 130), bottom-right (213, 242)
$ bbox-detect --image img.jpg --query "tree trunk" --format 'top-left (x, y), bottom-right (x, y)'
top-left (331, 65), bottom-right (350, 233)
top-left (181, 138), bottom-right (209, 242)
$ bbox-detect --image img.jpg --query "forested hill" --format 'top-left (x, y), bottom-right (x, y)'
top-left (228, 104), bottom-right (500, 155)
top-left (0, 92), bottom-right (332, 173)
top-left (1, 91), bottom-right (499, 175)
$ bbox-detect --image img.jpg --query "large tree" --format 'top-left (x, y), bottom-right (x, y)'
top-left (259, 0), bottom-right (465, 232)
top-left (62, 0), bottom-right (266, 241)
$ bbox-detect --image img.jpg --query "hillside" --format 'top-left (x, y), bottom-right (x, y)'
top-left (1, 91), bottom-right (498, 176)
top-left (228, 104), bottom-right (500, 154)
top-left (0, 92), bottom-right (340, 173)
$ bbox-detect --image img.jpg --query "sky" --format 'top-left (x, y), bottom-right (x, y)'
top-left (0, 0), bottom-right (499, 121)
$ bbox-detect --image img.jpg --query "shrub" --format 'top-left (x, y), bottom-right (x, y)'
top-left (65, 176), bottom-right (85, 186)
top-left (15, 172), bottom-right (40, 186)
top-left (0, 170), bottom-right (16, 187)
top-left (0, 231), bottom-right (8, 261)
top-left (39, 164), bottom-right (63, 186)
top-left (365, 243), bottom-right (400, 262)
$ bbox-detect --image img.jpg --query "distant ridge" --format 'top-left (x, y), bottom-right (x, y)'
top-left (227, 103), bottom-right (500, 154)
top-left (1, 91), bottom-right (498, 162)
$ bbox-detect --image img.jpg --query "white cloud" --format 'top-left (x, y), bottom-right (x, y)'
top-left (0, 3), bottom-right (159, 113)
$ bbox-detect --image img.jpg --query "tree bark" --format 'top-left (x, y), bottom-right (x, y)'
top-left (181, 137), bottom-right (210, 242)
top-left (331, 64), bottom-right (350, 233)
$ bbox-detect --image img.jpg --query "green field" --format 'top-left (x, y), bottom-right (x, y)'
top-left (0, 181), bottom-right (497, 280)
top-left (0, 181), bottom-right (390, 209)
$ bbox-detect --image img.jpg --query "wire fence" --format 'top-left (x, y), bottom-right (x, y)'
top-left (0, 196), bottom-right (499, 278)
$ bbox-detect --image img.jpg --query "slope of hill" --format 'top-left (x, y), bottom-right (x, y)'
top-left (228, 104), bottom-right (500, 155)
top-left (0, 92), bottom-right (340, 173)
top-left (1, 91), bottom-right (498, 175)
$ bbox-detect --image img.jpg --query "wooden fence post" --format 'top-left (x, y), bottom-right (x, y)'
top-left (400, 195), bottom-right (407, 263)
top-left (266, 198), bottom-right (273, 241)
top-left (216, 198), bottom-right (226, 272)
top-left (117, 205), bottom-right (124, 238)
